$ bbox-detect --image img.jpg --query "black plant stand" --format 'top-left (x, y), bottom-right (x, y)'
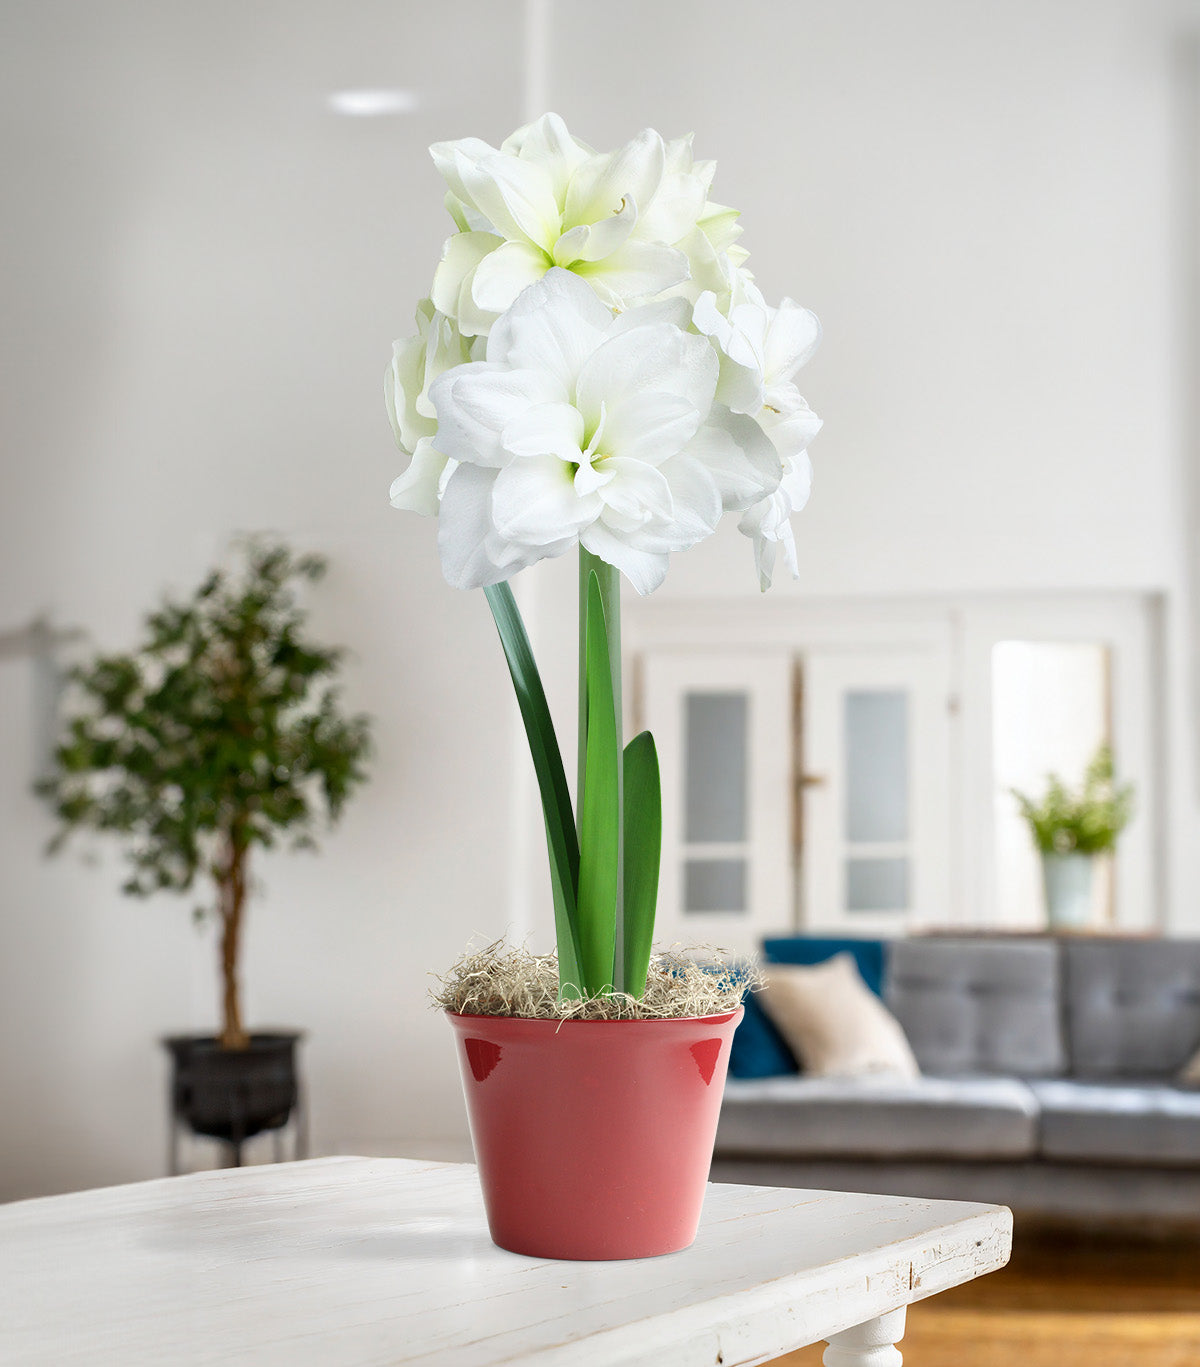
top-left (163, 1032), bottom-right (307, 1173)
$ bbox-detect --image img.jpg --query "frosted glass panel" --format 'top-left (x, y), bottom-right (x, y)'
top-left (846, 857), bottom-right (909, 911)
top-left (684, 692), bottom-right (748, 843)
top-left (845, 690), bottom-right (908, 842)
top-left (685, 858), bottom-right (747, 913)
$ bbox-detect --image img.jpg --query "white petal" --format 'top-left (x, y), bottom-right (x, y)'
top-left (685, 409), bottom-right (781, 510)
top-left (389, 440), bottom-right (450, 518)
top-left (501, 113), bottom-right (594, 204)
top-left (437, 467), bottom-right (576, 589)
top-left (430, 363), bottom-right (564, 467)
top-left (437, 464), bottom-right (506, 588)
top-left (597, 456), bottom-right (675, 528)
top-left (668, 225), bottom-right (734, 303)
top-left (760, 386), bottom-right (823, 460)
top-left (780, 451), bottom-right (814, 515)
top-left (553, 195), bottom-right (636, 265)
top-left (444, 191), bottom-right (484, 233)
top-left (470, 239), bottom-right (551, 314)
top-left (576, 322), bottom-right (717, 427)
top-left (691, 290), bottom-right (731, 347)
top-left (580, 521), bottom-right (670, 596)
top-left (738, 491), bottom-right (801, 591)
top-left (697, 201), bottom-right (742, 254)
top-left (599, 390), bottom-right (702, 466)
top-left (692, 290), bottom-right (764, 415)
top-left (501, 402), bottom-right (585, 461)
top-left (429, 136), bottom-right (499, 208)
top-left (419, 314), bottom-right (468, 418)
top-left (492, 454), bottom-right (597, 545)
top-left (753, 533), bottom-right (779, 592)
top-left (431, 231), bottom-right (503, 325)
top-left (384, 335), bottom-right (430, 453)
top-left (607, 296), bottom-right (693, 334)
top-left (486, 267), bottom-right (612, 392)
top-left (764, 299), bottom-right (822, 383)
top-left (573, 239), bottom-right (689, 304)
top-left (458, 148), bottom-right (560, 246)
top-left (635, 171), bottom-right (708, 245)
top-left (565, 129), bottom-right (666, 228)
top-left (632, 454), bottom-right (722, 551)
top-left (574, 459), bottom-right (616, 495)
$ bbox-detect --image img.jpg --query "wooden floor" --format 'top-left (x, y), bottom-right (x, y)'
top-left (772, 1224), bottom-right (1200, 1367)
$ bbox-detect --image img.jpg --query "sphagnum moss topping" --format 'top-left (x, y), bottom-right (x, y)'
top-left (433, 942), bottom-right (760, 1021)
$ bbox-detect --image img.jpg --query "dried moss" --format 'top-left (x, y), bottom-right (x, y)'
top-left (432, 941), bottom-right (760, 1021)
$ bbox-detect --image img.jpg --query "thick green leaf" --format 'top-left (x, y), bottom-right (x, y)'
top-left (576, 572), bottom-right (620, 995)
top-left (622, 730), bottom-right (661, 997)
top-left (483, 582), bottom-right (583, 993)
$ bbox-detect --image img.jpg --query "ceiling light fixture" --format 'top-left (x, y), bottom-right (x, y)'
top-left (327, 89), bottom-right (419, 117)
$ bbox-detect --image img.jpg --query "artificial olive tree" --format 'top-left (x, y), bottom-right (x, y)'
top-left (40, 542), bottom-right (371, 1048)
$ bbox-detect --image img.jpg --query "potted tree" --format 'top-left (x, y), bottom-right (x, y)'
top-left (39, 541), bottom-right (371, 1164)
top-left (384, 113), bottom-right (820, 1258)
top-left (1013, 744), bottom-right (1134, 930)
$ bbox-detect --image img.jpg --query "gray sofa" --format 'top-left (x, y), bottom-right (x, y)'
top-left (713, 937), bottom-right (1200, 1221)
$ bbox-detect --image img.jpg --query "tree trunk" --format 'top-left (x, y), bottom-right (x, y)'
top-left (218, 831), bottom-right (250, 1050)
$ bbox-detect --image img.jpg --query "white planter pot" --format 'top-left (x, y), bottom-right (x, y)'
top-left (1041, 852), bottom-right (1095, 930)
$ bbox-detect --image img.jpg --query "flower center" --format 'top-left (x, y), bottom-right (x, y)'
top-left (571, 400), bottom-right (616, 494)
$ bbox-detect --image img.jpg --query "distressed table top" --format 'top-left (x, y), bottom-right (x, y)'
top-left (0, 1156), bottom-right (1011, 1367)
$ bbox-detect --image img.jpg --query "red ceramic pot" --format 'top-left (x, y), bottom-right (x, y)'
top-left (446, 1007), bottom-right (742, 1260)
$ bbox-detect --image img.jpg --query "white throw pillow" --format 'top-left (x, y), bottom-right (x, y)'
top-left (757, 953), bottom-right (920, 1080)
top-left (1180, 1046), bottom-right (1200, 1088)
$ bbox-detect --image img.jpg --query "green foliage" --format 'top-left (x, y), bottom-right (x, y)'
top-left (1012, 744), bottom-right (1134, 856)
top-left (485, 556), bottom-right (664, 1002)
top-left (39, 540), bottom-right (372, 906)
top-left (576, 572), bottom-right (620, 995)
top-left (483, 581), bottom-right (583, 997)
top-left (621, 730), bottom-right (661, 998)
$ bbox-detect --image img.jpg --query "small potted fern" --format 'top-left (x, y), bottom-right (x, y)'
top-left (1013, 745), bottom-right (1134, 930)
top-left (39, 541), bottom-right (371, 1162)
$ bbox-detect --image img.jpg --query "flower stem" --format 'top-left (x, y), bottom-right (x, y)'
top-left (578, 548), bottom-right (624, 992)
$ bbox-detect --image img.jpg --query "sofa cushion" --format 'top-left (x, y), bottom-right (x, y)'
top-left (717, 1074), bottom-right (1039, 1160)
top-left (729, 936), bottom-right (888, 1080)
top-left (1062, 939), bottom-right (1200, 1079)
top-left (762, 936), bottom-right (887, 996)
top-left (759, 955), bottom-right (920, 1080)
top-left (728, 990), bottom-right (798, 1079)
top-left (884, 939), bottom-right (1065, 1077)
top-left (1030, 1079), bottom-right (1200, 1167)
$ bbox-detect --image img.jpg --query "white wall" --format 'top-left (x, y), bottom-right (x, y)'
top-left (3, 0), bottom-right (1199, 1200)
top-left (0, 0), bottom-right (529, 1198)
top-left (538, 0), bottom-right (1200, 932)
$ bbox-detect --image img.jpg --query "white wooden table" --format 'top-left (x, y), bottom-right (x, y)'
top-left (0, 1156), bottom-right (1011, 1366)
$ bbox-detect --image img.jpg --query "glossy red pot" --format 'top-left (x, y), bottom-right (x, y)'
top-left (447, 1007), bottom-right (742, 1260)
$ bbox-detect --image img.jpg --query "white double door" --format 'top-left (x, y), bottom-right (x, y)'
top-left (639, 644), bottom-right (953, 950)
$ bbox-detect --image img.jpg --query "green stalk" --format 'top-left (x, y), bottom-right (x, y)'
top-left (578, 549), bottom-right (624, 992)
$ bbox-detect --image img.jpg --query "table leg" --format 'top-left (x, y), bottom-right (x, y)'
top-left (822, 1306), bottom-right (906, 1367)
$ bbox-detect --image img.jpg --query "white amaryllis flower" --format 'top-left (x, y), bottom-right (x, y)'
top-left (693, 277), bottom-right (823, 588)
top-left (386, 299), bottom-right (484, 516)
top-left (429, 113), bottom-right (745, 337)
top-left (427, 269), bottom-right (780, 595)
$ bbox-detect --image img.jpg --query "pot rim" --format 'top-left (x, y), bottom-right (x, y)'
top-left (445, 1006), bottom-right (742, 1027)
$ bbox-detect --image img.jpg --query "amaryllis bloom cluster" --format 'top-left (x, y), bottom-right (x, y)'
top-left (387, 114), bottom-right (821, 593)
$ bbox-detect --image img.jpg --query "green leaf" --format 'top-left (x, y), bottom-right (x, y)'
top-left (483, 582), bottom-right (584, 994)
top-left (621, 730), bottom-right (661, 997)
top-left (576, 572), bottom-right (619, 995)
top-left (546, 819), bottom-right (582, 1001)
